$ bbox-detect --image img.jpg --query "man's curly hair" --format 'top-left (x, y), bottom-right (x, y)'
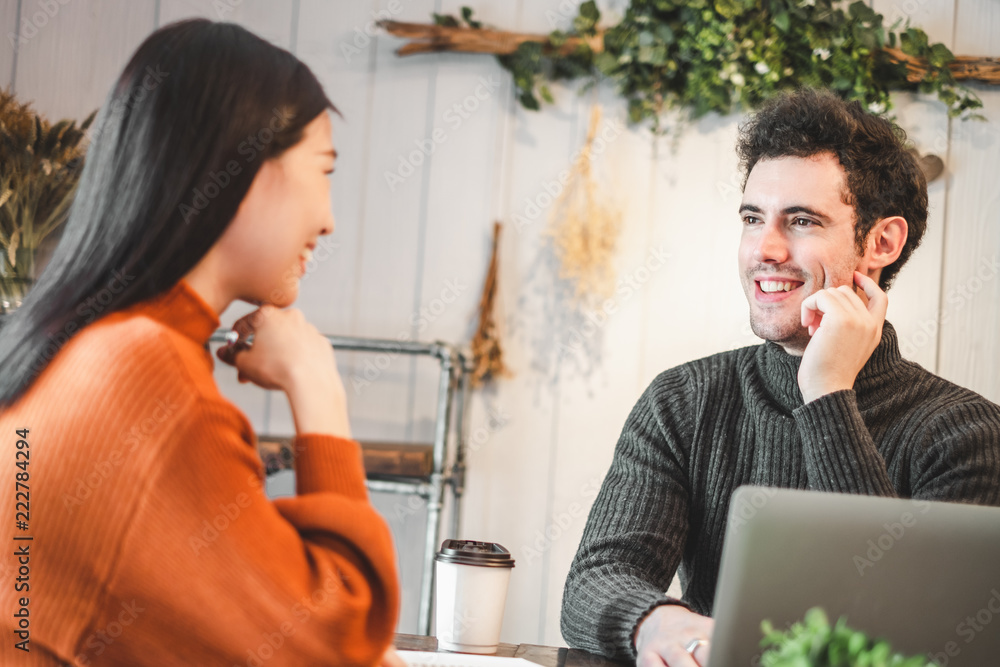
top-left (736, 88), bottom-right (928, 291)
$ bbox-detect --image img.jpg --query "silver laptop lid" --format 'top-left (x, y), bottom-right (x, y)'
top-left (709, 487), bottom-right (1000, 667)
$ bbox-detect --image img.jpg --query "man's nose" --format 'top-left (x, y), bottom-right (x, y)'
top-left (753, 222), bottom-right (789, 264)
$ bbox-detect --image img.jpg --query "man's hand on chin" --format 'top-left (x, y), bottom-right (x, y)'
top-left (635, 605), bottom-right (715, 666)
top-left (797, 271), bottom-right (888, 404)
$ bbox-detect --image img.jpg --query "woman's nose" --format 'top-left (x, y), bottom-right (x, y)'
top-left (320, 211), bottom-right (335, 236)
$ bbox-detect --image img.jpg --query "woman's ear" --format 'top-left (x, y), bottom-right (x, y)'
top-left (865, 216), bottom-right (908, 271)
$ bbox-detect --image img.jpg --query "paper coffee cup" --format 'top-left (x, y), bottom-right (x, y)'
top-left (434, 540), bottom-right (515, 654)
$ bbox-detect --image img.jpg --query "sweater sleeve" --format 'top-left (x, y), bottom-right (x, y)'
top-left (794, 390), bottom-right (896, 496)
top-left (794, 388), bottom-right (1000, 505)
top-left (560, 371), bottom-right (693, 660)
top-left (910, 399), bottom-right (1000, 505)
top-left (81, 399), bottom-right (399, 667)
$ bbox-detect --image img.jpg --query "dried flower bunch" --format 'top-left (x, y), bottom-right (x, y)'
top-left (0, 89), bottom-right (95, 285)
top-left (547, 106), bottom-right (622, 303)
top-left (470, 221), bottom-right (509, 386)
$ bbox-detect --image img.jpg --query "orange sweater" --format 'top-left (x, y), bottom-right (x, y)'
top-left (0, 280), bottom-right (399, 666)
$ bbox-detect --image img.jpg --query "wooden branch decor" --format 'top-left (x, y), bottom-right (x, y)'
top-left (881, 47), bottom-right (1000, 85)
top-left (378, 1), bottom-right (996, 130)
top-left (381, 20), bottom-right (1000, 86)
top-left (377, 20), bottom-right (601, 57)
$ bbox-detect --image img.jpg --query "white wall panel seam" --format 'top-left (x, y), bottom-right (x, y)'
top-left (10, 0), bottom-right (22, 92)
top-left (289, 0), bottom-right (299, 54)
top-left (347, 2), bottom-right (380, 338)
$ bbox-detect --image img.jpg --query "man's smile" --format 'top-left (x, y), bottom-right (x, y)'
top-left (753, 278), bottom-right (805, 302)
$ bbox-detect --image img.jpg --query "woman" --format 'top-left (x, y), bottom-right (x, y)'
top-left (0, 20), bottom-right (403, 666)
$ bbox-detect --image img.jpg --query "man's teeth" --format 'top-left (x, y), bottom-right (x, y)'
top-left (301, 248), bottom-right (313, 262)
top-left (759, 280), bottom-right (797, 293)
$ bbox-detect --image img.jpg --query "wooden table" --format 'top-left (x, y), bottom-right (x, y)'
top-left (395, 634), bottom-right (631, 666)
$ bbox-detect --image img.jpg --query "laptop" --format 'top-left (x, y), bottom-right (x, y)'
top-left (708, 487), bottom-right (1000, 667)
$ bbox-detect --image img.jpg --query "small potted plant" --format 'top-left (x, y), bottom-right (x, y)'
top-left (0, 89), bottom-right (94, 313)
top-left (761, 607), bottom-right (935, 666)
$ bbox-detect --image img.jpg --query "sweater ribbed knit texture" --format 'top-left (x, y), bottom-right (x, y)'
top-left (561, 323), bottom-right (1000, 660)
top-left (0, 281), bottom-right (399, 666)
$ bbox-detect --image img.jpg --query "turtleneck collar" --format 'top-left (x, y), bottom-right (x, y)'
top-left (755, 321), bottom-right (905, 413)
top-left (136, 279), bottom-right (221, 346)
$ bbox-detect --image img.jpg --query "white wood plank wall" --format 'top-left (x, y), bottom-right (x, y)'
top-left (5, 0), bottom-right (999, 647)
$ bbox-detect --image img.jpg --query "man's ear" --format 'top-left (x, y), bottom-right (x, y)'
top-left (864, 216), bottom-right (908, 272)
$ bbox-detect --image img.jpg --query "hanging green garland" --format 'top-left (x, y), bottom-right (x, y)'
top-left (427, 0), bottom-right (985, 131)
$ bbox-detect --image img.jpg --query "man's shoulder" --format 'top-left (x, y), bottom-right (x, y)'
top-left (649, 345), bottom-right (758, 386)
top-left (897, 359), bottom-right (1000, 420)
top-left (643, 345), bottom-right (758, 405)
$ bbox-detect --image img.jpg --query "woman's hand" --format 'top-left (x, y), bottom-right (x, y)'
top-left (217, 306), bottom-right (350, 437)
top-left (217, 306), bottom-right (334, 391)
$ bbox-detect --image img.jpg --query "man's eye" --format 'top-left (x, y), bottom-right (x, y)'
top-left (743, 216), bottom-right (761, 225)
top-left (792, 217), bottom-right (814, 226)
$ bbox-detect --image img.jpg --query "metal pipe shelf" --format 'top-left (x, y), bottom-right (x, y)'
top-left (209, 328), bottom-right (471, 636)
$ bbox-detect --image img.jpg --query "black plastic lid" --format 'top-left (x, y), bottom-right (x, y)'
top-left (435, 540), bottom-right (515, 568)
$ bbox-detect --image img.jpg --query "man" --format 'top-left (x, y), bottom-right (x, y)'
top-left (560, 88), bottom-right (1000, 666)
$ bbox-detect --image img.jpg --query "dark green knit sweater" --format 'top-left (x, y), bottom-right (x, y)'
top-left (560, 323), bottom-right (1000, 660)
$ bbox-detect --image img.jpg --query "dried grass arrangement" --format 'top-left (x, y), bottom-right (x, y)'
top-left (547, 106), bottom-right (622, 304)
top-left (0, 89), bottom-right (95, 310)
top-left (470, 221), bottom-right (508, 386)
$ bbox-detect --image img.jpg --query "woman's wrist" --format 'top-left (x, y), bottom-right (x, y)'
top-left (285, 368), bottom-right (351, 439)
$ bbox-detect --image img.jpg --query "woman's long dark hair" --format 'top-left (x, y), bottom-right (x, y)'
top-left (0, 19), bottom-right (334, 407)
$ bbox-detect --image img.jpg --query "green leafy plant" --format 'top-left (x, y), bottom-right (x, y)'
top-left (0, 89), bottom-right (94, 307)
top-left (760, 607), bottom-right (935, 667)
top-left (437, 1), bottom-right (983, 132)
